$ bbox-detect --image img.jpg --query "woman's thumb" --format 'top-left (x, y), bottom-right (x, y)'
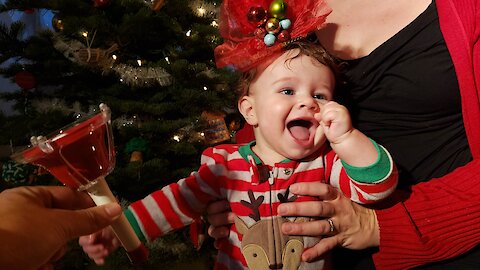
top-left (58, 203), bottom-right (122, 239)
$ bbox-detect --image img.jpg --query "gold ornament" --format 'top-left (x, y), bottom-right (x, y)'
top-left (201, 111), bottom-right (231, 145)
top-left (265, 18), bottom-right (281, 34)
top-left (75, 44), bottom-right (118, 68)
top-left (129, 151), bottom-right (143, 162)
top-left (52, 14), bottom-right (64, 32)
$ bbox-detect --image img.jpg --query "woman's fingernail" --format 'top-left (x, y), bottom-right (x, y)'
top-left (290, 184), bottom-right (298, 193)
top-left (302, 254), bottom-right (310, 262)
top-left (105, 203), bottom-right (122, 217)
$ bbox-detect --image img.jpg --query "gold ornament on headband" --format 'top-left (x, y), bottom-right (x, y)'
top-left (247, 0), bottom-right (292, 46)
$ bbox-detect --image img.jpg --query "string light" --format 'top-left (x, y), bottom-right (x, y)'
top-left (165, 56), bottom-right (170, 64)
top-left (173, 135), bottom-right (181, 142)
top-left (190, 0), bottom-right (218, 18)
top-left (186, 30), bottom-right (192, 37)
top-left (137, 59), bottom-right (142, 66)
top-left (211, 21), bottom-right (218, 27)
top-left (112, 54), bottom-right (117, 60)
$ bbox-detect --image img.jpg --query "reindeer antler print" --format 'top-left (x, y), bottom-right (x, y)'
top-left (240, 189), bottom-right (264, 221)
top-left (277, 187), bottom-right (298, 203)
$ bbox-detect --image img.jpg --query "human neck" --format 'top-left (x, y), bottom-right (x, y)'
top-left (317, 0), bottom-right (432, 59)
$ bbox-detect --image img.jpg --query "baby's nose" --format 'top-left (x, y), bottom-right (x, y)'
top-left (298, 97), bottom-right (321, 111)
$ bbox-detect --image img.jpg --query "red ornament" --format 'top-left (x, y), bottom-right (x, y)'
top-left (15, 71), bottom-right (36, 90)
top-left (93, 0), bottom-right (111, 8)
top-left (247, 6), bottom-right (267, 26)
top-left (254, 27), bottom-right (267, 39)
top-left (277, 30), bottom-right (291, 42)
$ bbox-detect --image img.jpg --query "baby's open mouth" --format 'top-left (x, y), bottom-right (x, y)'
top-left (287, 119), bottom-right (313, 141)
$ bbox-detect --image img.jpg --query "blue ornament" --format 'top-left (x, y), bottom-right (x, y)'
top-left (280, 19), bottom-right (291, 30)
top-left (264, 34), bottom-right (276, 46)
top-left (225, 64), bottom-right (237, 72)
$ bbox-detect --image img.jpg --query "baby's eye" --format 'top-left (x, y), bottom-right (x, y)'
top-left (313, 94), bottom-right (328, 101)
top-left (281, 89), bottom-right (294, 95)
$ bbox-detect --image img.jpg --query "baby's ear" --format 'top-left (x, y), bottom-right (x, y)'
top-left (238, 96), bottom-right (258, 125)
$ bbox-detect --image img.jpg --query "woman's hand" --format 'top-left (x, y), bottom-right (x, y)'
top-left (0, 186), bottom-right (122, 270)
top-left (277, 182), bottom-right (380, 262)
top-left (205, 182), bottom-right (380, 262)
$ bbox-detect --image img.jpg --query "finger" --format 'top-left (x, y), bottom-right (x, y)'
top-left (83, 245), bottom-right (109, 260)
top-left (302, 236), bottom-right (339, 262)
top-left (281, 219), bottom-right (334, 236)
top-left (207, 211), bottom-right (235, 226)
top-left (278, 201), bottom-right (335, 217)
top-left (81, 243), bottom-right (107, 255)
top-left (206, 200), bottom-right (231, 215)
top-left (94, 258), bottom-right (106, 265)
top-left (289, 182), bottom-right (338, 201)
top-left (208, 225), bottom-right (230, 239)
top-left (78, 234), bottom-right (96, 246)
top-left (213, 239), bottom-right (229, 250)
top-left (54, 203), bottom-right (122, 239)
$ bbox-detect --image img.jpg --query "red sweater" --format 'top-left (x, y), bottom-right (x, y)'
top-left (372, 0), bottom-right (480, 268)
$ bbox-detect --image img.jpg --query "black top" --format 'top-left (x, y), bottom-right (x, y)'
top-left (335, 1), bottom-right (471, 188)
top-left (332, 1), bottom-right (478, 269)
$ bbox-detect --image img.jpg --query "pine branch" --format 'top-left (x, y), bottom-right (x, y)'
top-left (0, 22), bottom-right (26, 64)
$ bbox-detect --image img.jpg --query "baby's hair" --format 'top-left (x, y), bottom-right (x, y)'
top-left (236, 40), bottom-right (339, 99)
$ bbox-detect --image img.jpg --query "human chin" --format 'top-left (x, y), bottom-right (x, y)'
top-left (282, 144), bottom-right (321, 161)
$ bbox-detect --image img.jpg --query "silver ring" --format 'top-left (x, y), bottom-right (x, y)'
top-left (327, 218), bottom-right (335, 233)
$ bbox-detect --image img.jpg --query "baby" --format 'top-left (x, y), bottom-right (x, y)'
top-left (79, 0), bottom-right (397, 269)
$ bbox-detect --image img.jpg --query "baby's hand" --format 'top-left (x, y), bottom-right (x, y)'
top-left (78, 227), bottom-right (120, 265)
top-left (316, 101), bottom-right (353, 144)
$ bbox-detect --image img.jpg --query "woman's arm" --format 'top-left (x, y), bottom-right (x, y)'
top-left (372, 159), bottom-right (480, 269)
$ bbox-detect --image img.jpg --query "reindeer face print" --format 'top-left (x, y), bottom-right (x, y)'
top-left (236, 189), bottom-right (305, 270)
top-left (235, 216), bottom-right (304, 270)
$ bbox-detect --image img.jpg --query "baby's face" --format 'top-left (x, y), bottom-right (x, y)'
top-left (244, 49), bottom-right (336, 163)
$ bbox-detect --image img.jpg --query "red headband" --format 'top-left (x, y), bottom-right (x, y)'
top-left (214, 0), bottom-right (331, 72)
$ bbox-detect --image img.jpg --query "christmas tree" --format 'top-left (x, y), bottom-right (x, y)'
top-left (0, 0), bottom-right (242, 269)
